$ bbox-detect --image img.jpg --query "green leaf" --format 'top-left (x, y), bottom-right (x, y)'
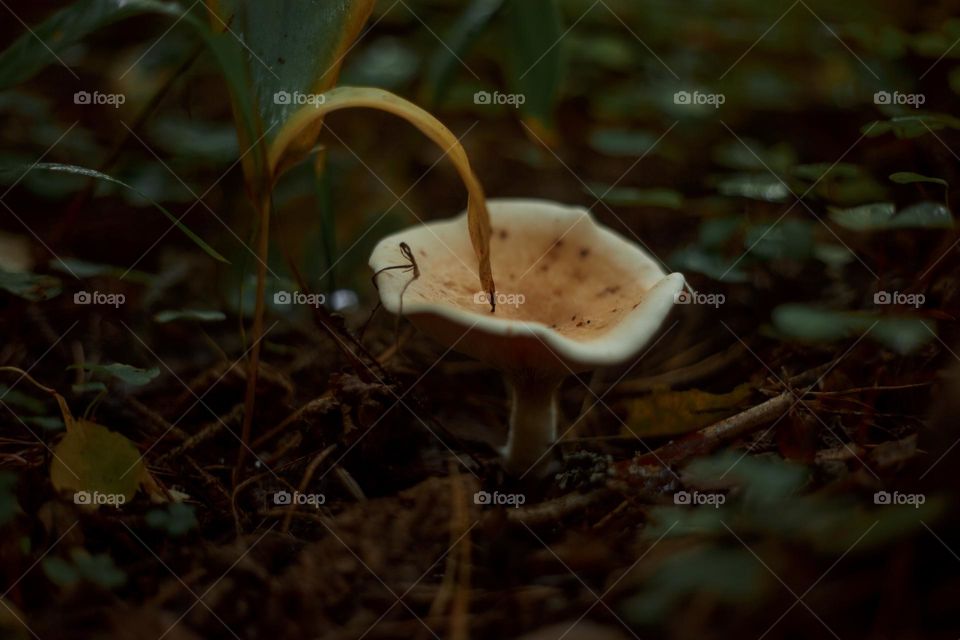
top-left (813, 243), bottom-right (855, 267)
top-left (623, 548), bottom-right (766, 625)
top-left (0, 0), bottom-right (184, 90)
top-left (792, 162), bottom-right (863, 182)
top-left (423, 0), bottom-right (503, 105)
top-left (153, 309), bottom-right (226, 323)
top-left (670, 246), bottom-right (749, 283)
top-left (889, 171), bottom-right (948, 187)
top-left (50, 420), bottom-right (148, 505)
top-left (772, 304), bottom-right (936, 354)
top-left (148, 116), bottom-right (240, 163)
top-left (502, 0), bottom-right (563, 133)
top-left (43, 550), bottom-right (125, 589)
top-left (743, 219), bottom-right (813, 261)
top-left (587, 184), bottom-right (683, 208)
top-left (699, 218), bottom-right (741, 249)
top-left (70, 363), bottom-right (160, 387)
top-left (48, 258), bottom-right (153, 285)
top-left (23, 416), bottom-right (65, 431)
top-left (70, 550), bottom-right (126, 589)
top-left (0, 386), bottom-right (45, 414)
top-left (588, 129), bottom-right (660, 157)
top-left (146, 503), bottom-right (198, 536)
top-left (869, 317), bottom-right (937, 354)
top-left (829, 201), bottom-right (953, 230)
top-left (716, 173), bottom-right (791, 202)
top-left (862, 113), bottom-right (960, 139)
top-left (71, 382), bottom-right (108, 395)
top-left (207, 0), bottom-right (375, 178)
top-left (0, 269), bottom-right (61, 301)
top-left (6, 163), bottom-right (228, 262)
top-left (683, 452), bottom-right (809, 506)
top-left (896, 202), bottom-right (954, 228)
top-left (714, 139), bottom-right (796, 172)
top-left (42, 556), bottom-right (79, 586)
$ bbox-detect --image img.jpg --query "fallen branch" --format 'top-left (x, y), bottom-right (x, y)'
top-left (620, 391), bottom-right (794, 471)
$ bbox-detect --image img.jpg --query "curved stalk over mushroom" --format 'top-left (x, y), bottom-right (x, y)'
top-left (273, 86), bottom-right (496, 308)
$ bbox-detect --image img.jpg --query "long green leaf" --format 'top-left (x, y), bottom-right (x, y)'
top-left (20, 163), bottom-right (228, 262)
top-left (205, 0), bottom-right (375, 179)
top-left (502, 0), bottom-right (563, 134)
top-left (0, 0), bottom-right (183, 90)
top-left (423, 0), bottom-right (504, 106)
top-left (0, 1), bottom-right (262, 191)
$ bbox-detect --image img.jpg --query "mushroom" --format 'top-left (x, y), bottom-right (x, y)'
top-left (369, 199), bottom-right (684, 475)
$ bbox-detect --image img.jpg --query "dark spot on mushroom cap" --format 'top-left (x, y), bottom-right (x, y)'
top-left (576, 321), bottom-right (585, 327)
top-left (586, 319), bottom-right (591, 324)
top-left (632, 302), bottom-right (640, 309)
top-left (579, 247), bottom-right (590, 258)
top-left (498, 229), bottom-right (508, 239)
top-left (597, 285), bottom-right (621, 297)
top-left (420, 250), bottom-right (427, 256)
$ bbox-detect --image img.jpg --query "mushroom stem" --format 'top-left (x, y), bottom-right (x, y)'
top-left (502, 372), bottom-right (563, 475)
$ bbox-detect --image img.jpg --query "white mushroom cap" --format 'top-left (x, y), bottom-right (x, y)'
top-left (369, 198), bottom-right (684, 375)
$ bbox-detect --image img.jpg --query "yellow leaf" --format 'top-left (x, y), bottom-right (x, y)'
top-left (270, 86), bottom-right (496, 307)
top-left (624, 384), bottom-right (754, 437)
top-left (50, 420), bottom-right (147, 508)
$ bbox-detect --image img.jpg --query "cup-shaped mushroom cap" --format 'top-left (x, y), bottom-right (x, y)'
top-left (369, 199), bottom-right (684, 374)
